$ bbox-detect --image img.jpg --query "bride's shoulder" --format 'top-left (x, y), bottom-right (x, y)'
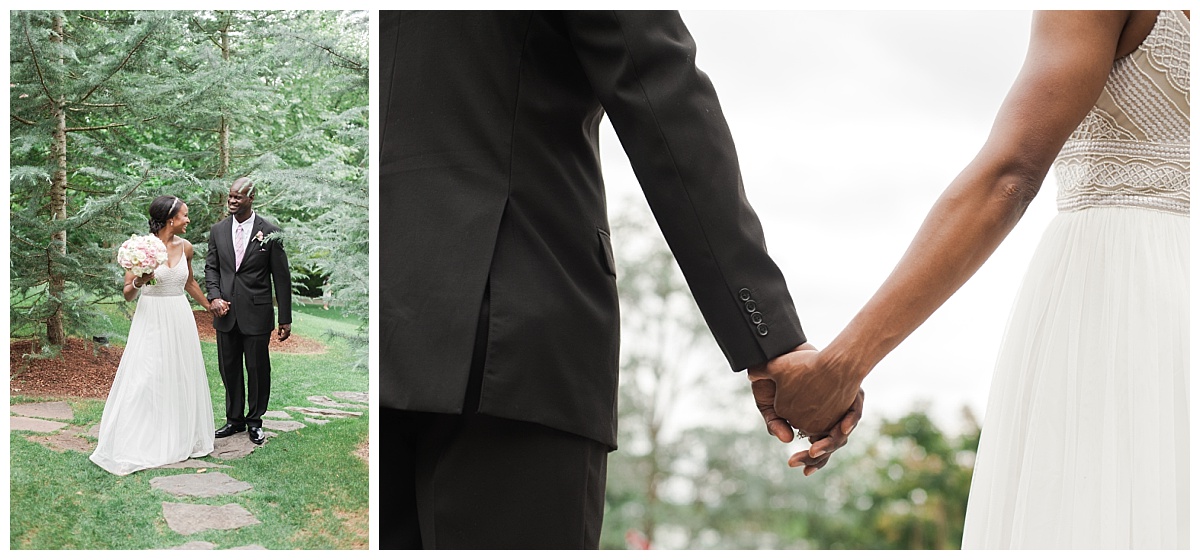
top-left (180, 237), bottom-right (194, 256)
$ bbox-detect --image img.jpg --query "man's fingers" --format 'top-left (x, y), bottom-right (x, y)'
top-left (840, 389), bottom-right (865, 435)
top-left (766, 418), bottom-right (794, 443)
top-left (749, 376), bottom-right (794, 443)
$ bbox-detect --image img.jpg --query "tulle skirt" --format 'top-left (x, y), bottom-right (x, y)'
top-left (961, 206), bottom-right (1189, 549)
top-left (89, 293), bottom-right (215, 475)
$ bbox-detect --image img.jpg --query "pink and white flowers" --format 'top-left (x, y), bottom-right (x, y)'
top-left (117, 234), bottom-right (168, 282)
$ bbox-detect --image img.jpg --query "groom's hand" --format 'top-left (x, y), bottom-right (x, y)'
top-left (277, 324), bottom-right (291, 342)
top-left (764, 347), bottom-right (862, 438)
top-left (747, 342), bottom-right (817, 443)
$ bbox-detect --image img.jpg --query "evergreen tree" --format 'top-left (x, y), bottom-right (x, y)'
top-left (10, 10), bottom-right (177, 349)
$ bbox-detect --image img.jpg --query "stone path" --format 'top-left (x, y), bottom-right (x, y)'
top-left (11, 416), bottom-right (69, 433)
top-left (11, 401), bottom-right (74, 419)
top-left (10, 390), bottom-right (368, 549)
top-left (262, 419), bottom-right (306, 432)
top-left (171, 541), bottom-right (268, 550)
top-left (307, 396), bottom-right (366, 409)
top-left (159, 459), bottom-right (230, 470)
top-left (162, 502), bottom-right (261, 535)
top-left (285, 406), bottom-right (362, 419)
top-left (152, 472), bottom-right (253, 498)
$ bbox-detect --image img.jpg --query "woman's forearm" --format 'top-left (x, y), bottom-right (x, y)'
top-left (823, 161), bottom-right (1043, 382)
top-left (123, 273), bottom-right (141, 301)
top-left (186, 279), bottom-right (210, 310)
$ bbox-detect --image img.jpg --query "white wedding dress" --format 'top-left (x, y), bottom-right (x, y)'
top-left (90, 255), bottom-right (216, 475)
top-left (961, 10), bottom-right (1189, 549)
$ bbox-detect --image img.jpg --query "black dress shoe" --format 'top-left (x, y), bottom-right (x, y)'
top-left (248, 426), bottom-right (265, 445)
top-left (215, 423), bottom-right (246, 438)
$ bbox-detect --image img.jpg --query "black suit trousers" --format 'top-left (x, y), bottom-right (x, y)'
top-left (380, 408), bottom-right (609, 549)
top-left (381, 288), bottom-right (609, 549)
top-left (216, 324), bottom-right (271, 428)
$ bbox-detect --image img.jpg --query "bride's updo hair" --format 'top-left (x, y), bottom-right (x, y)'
top-left (148, 195), bottom-right (182, 234)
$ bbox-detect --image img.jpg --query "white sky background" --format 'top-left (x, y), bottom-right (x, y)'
top-left (601, 11), bottom-right (1048, 433)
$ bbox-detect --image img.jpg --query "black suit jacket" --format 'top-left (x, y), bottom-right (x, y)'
top-left (206, 214), bottom-right (293, 336)
top-left (380, 11), bottom-right (806, 449)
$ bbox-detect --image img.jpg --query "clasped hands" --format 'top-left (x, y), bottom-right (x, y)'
top-left (206, 299), bottom-right (290, 342)
top-left (748, 343), bottom-right (865, 476)
top-left (209, 298), bottom-right (231, 317)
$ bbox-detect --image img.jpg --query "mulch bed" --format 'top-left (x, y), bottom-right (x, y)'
top-left (10, 338), bottom-right (120, 399)
top-left (11, 312), bottom-right (326, 399)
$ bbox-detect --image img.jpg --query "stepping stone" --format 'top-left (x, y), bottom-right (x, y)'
top-left (162, 502), bottom-right (261, 535)
top-left (263, 411), bottom-right (292, 419)
top-left (25, 433), bottom-right (94, 453)
top-left (11, 401), bottom-right (74, 420)
top-left (304, 417), bottom-right (329, 425)
top-left (167, 541), bottom-right (265, 550)
top-left (156, 459), bottom-right (230, 470)
top-left (151, 472), bottom-right (252, 498)
top-left (332, 391), bottom-right (368, 403)
top-left (307, 396), bottom-right (366, 409)
top-left (262, 419), bottom-right (306, 432)
top-left (211, 436), bottom-right (258, 459)
top-left (11, 416), bottom-right (68, 433)
top-left (285, 406), bottom-right (362, 419)
top-left (86, 424), bottom-right (101, 437)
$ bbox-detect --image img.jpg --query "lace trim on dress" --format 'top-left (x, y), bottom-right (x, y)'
top-left (1054, 10), bottom-right (1190, 216)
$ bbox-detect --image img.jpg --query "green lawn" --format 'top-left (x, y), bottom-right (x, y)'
top-left (9, 306), bottom-right (369, 550)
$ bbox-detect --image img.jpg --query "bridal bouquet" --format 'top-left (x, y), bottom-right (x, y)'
top-left (117, 234), bottom-right (168, 284)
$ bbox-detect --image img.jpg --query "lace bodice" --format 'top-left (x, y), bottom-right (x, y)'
top-left (1054, 10), bottom-right (1190, 216)
top-left (141, 257), bottom-right (189, 297)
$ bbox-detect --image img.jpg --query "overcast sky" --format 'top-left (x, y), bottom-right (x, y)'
top-left (600, 11), bottom-right (1048, 433)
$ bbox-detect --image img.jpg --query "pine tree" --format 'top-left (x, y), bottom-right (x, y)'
top-left (10, 10), bottom-right (177, 349)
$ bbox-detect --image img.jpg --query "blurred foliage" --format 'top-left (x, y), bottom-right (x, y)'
top-left (602, 198), bottom-right (981, 549)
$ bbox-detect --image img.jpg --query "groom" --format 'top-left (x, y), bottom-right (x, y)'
top-left (380, 11), bottom-right (859, 549)
top-left (206, 177), bottom-right (293, 446)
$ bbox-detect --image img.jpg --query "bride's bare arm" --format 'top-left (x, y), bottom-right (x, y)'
top-left (182, 241), bottom-right (211, 311)
top-left (122, 269), bottom-right (152, 302)
top-left (820, 11), bottom-right (1128, 382)
top-left (764, 11), bottom-right (1135, 441)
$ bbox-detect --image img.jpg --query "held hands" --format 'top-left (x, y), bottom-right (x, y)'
top-left (209, 298), bottom-right (230, 317)
top-left (277, 324), bottom-right (291, 342)
top-left (748, 343), bottom-right (865, 475)
top-left (760, 347), bottom-right (863, 437)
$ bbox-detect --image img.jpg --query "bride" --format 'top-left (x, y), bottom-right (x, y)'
top-left (90, 195), bottom-right (218, 475)
top-left (754, 10), bottom-right (1188, 548)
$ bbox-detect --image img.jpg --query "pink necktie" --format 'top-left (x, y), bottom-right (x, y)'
top-left (234, 224), bottom-right (246, 270)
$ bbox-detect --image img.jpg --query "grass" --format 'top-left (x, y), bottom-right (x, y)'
top-left (9, 306), bottom-right (369, 550)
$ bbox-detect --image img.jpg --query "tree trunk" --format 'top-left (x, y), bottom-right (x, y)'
top-left (213, 12), bottom-right (232, 218)
top-left (46, 14), bottom-right (68, 346)
top-left (644, 424), bottom-right (661, 546)
top-left (217, 13), bottom-right (231, 179)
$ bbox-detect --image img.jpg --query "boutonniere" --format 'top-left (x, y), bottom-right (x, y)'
top-left (254, 230), bottom-right (267, 251)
